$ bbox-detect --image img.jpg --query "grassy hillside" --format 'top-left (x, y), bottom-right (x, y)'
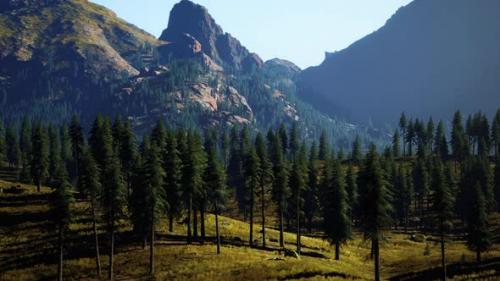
top-left (1, 178), bottom-right (500, 280)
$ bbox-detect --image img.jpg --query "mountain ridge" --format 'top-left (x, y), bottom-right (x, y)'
top-left (0, 0), bottom-right (378, 148)
top-left (298, 0), bottom-right (500, 125)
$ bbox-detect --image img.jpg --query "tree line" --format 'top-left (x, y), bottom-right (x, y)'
top-left (0, 109), bottom-right (499, 281)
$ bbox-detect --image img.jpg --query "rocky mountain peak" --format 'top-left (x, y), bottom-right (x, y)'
top-left (160, 0), bottom-right (222, 59)
top-left (158, 0), bottom-right (262, 73)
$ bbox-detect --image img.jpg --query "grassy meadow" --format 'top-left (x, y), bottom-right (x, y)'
top-left (1, 178), bottom-right (499, 281)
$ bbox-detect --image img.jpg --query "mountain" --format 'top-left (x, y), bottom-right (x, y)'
top-left (0, 0), bottom-right (381, 147)
top-left (0, 0), bottom-right (160, 117)
top-left (298, 0), bottom-right (500, 125)
top-left (158, 0), bottom-right (263, 73)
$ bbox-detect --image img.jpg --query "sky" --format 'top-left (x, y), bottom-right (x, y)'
top-left (91, 0), bottom-right (412, 69)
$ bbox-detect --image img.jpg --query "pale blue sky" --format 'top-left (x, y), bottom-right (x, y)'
top-left (91, 0), bottom-right (412, 69)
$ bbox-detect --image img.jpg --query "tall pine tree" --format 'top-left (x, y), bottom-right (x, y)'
top-left (358, 144), bottom-right (392, 281)
top-left (31, 123), bottom-right (49, 192)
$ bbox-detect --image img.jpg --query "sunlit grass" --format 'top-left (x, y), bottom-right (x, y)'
top-left (1, 179), bottom-right (499, 281)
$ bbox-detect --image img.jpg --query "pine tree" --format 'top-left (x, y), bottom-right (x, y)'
top-left (89, 115), bottom-right (109, 172)
top-left (31, 123), bottom-right (49, 192)
top-left (19, 116), bottom-right (32, 182)
top-left (181, 131), bottom-right (206, 243)
top-left (164, 130), bottom-right (182, 232)
top-left (492, 109), bottom-right (500, 159)
top-left (244, 146), bottom-right (260, 247)
top-left (451, 111), bottom-right (467, 164)
top-left (346, 164), bottom-right (358, 223)
top-left (278, 123), bottom-right (288, 156)
top-left (304, 142), bottom-right (319, 233)
top-left (289, 144), bottom-right (308, 254)
top-left (49, 162), bottom-right (74, 281)
top-left (434, 120), bottom-right (448, 160)
top-left (130, 137), bottom-right (149, 247)
top-left (269, 131), bottom-right (289, 248)
top-left (115, 119), bottom-right (137, 201)
top-left (322, 157), bottom-right (351, 260)
top-left (227, 127), bottom-right (245, 217)
top-left (142, 144), bottom-right (166, 275)
top-left (318, 130), bottom-right (329, 161)
top-left (392, 129), bottom-right (401, 158)
top-left (358, 144), bottom-right (392, 281)
top-left (413, 157), bottom-right (430, 227)
top-left (220, 130), bottom-right (230, 168)
top-left (394, 165), bottom-right (412, 231)
top-left (48, 125), bottom-right (62, 186)
top-left (60, 125), bottom-right (73, 176)
top-left (289, 122), bottom-right (300, 158)
top-left (97, 120), bottom-right (124, 281)
top-left (205, 135), bottom-right (228, 254)
top-left (432, 159), bottom-right (454, 280)
top-left (69, 115), bottom-right (84, 187)
top-left (406, 120), bottom-right (415, 156)
top-left (426, 118), bottom-right (435, 152)
top-left (79, 146), bottom-right (102, 277)
top-left (351, 135), bottom-right (362, 164)
top-left (255, 133), bottom-right (273, 247)
top-left (400, 113), bottom-right (407, 157)
top-left (5, 124), bottom-right (20, 168)
top-left (103, 153), bottom-right (125, 281)
top-left (466, 182), bottom-right (492, 263)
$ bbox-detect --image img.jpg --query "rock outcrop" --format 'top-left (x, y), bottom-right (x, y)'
top-left (158, 0), bottom-right (262, 73)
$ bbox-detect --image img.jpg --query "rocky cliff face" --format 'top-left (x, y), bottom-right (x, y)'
top-left (159, 0), bottom-right (263, 73)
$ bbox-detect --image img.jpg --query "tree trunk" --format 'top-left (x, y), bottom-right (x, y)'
top-left (440, 231), bottom-right (447, 281)
top-left (91, 197), bottom-right (102, 277)
top-left (187, 197), bottom-right (192, 244)
top-left (279, 201), bottom-right (284, 248)
top-left (126, 173), bottom-right (131, 203)
top-left (404, 209), bottom-right (408, 233)
top-left (476, 250), bottom-right (481, 263)
top-left (335, 241), bottom-right (340, 260)
top-left (249, 185), bottom-right (254, 247)
top-left (370, 239), bottom-right (374, 260)
top-left (169, 215), bottom-right (174, 233)
top-left (296, 195), bottom-right (301, 254)
top-left (200, 204), bottom-right (206, 244)
top-left (193, 207), bottom-right (198, 242)
top-left (374, 237), bottom-right (381, 281)
top-left (215, 201), bottom-right (221, 254)
top-left (261, 184), bottom-right (266, 248)
top-left (37, 182), bottom-right (41, 193)
top-left (58, 224), bottom-right (63, 281)
top-left (150, 206), bottom-right (155, 275)
top-left (307, 216), bottom-right (312, 234)
top-left (108, 221), bottom-right (114, 281)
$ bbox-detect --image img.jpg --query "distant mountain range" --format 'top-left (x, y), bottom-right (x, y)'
top-left (0, 0), bottom-right (376, 147)
top-left (298, 0), bottom-right (500, 125)
top-left (2, 0), bottom-right (498, 144)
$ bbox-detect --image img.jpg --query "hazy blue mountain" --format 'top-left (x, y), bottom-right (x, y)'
top-left (298, 0), bottom-right (500, 125)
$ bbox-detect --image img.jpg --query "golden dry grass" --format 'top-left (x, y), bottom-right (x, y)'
top-left (1, 179), bottom-right (499, 281)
